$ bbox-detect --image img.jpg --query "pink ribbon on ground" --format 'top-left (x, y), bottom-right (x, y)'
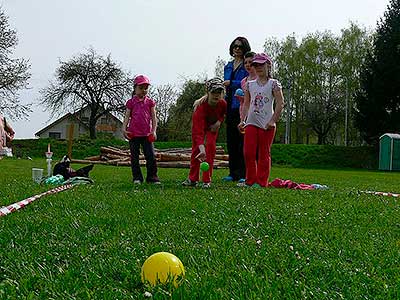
top-left (0, 184), bottom-right (74, 217)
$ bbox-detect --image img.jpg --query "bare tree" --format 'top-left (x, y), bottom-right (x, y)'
top-left (0, 7), bottom-right (31, 119)
top-left (214, 56), bottom-right (226, 79)
top-left (149, 84), bottom-right (178, 127)
top-left (40, 48), bottom-right (132, 139)
top-left (148, 84), bottom-right (178, 140)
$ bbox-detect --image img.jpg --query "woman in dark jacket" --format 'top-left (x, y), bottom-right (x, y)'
top-left (223, 36), bottom-right (251, 181)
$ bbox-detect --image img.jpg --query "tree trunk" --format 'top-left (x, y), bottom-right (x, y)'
top-left (89, 120), bottom-right (97, 139)
top-left (317, 134), bottom-right (326, 145)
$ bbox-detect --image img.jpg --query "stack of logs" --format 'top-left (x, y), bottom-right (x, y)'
top-left (71, 146), bottom-right (229, 169)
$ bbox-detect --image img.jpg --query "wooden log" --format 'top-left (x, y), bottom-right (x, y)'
top-left (158, 152), bottom-right (191, 162)
top-left (156, 147), bottom-right (192, 153)
top-left (213, 161), bottom-right (229, 168)
top-left (84, 155), bottom-right (101, 161)
top-left (100, 146), bottom-right (130, 157)
top-left (214, 154), bottom-right (229, 161)
top-left (72, 158), bottom-right (229, 168)
top-left (102, 153), bottom-right (141, 160)
top-left (71, 159), bottom-right (113, 165)
top-left (156, 147), bottom-right (224, 155)
top-left (156, 161), bottom-right (191, 168)
top-left (107, 145), bottom-right (129, 152)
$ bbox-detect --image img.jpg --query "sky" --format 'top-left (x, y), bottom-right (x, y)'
top-left (1, 0), bottom-right (391, 138)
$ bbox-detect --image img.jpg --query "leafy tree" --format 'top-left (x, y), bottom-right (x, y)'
top-left (0, 7), bottom-right (31, 119)
top-left (264, 24), bottom-right (371, 145)
top-left (166, 79), bottom-right (205, 141)
top-left (268, 35), bottom-right (304, 143)
top-left (355, 0), bottom-right (400, 145)
top-left (300, 32), bottom-right (343, 144)
top-left (263, 37), bottom-right (282, 71)
top-left (339, 22), bottom-right (372, 145)
top-left (40, 48), bottom-right (132, 139)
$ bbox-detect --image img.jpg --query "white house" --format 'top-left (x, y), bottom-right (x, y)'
top-left (35, 107), bottom-right (124, 139)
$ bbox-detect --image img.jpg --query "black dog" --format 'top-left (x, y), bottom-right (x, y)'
top-left (53, 155), bottom-right (93, 180)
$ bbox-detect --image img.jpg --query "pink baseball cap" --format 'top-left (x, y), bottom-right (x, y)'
top-left (134, 75), bottom-right (150, 86)
top-left (251, 53), bottom-right (272, 65)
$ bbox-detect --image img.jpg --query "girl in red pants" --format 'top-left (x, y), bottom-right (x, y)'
top-left (182, 78), bottom-right (227, 188)
top-left (238, 53), bottom-right (285, 187)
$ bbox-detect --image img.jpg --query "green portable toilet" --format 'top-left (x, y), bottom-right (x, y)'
top-left (379, 133), bottom-right (400, 171)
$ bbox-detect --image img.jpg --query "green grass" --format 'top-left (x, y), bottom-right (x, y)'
top-left (1, 158), bottom-right (400, 299)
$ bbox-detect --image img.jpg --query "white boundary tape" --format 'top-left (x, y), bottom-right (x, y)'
top-left (360, 190), bottom-right (400, 198)
top-left (0, 184), bottom-right (74, 217)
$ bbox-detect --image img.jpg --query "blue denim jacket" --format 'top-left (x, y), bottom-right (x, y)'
top-left (224, 61), bottom-right (248, 111)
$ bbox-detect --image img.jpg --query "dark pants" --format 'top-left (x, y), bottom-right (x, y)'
top-left (129, 137), bottom-right (159, 182)
top-left (226, 109), bottom-right (245, 180)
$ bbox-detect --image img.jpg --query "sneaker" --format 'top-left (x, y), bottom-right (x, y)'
top-left (238, 178), bottom-right (246, 183)
top-left (133, 180), bottom-right (142, 185)
top-left (202, 182), bottom-right (211, 188)
top-left (222, 176), bottom-right (233, 182)
top-left (182, 178), bottom-right (197, 187)
top-left (147, 179), bottom-right (161, 185)
top-left (237, 181), bottom-right (251, 187)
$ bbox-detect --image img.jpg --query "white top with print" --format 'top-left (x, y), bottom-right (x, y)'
top-left (245, 79), bottom-right (282, 129)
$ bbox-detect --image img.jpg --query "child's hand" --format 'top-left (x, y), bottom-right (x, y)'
top-left (5, 131), bottom-right (14, 142)
top-left (265, 121), bottom-right (276, 130)
top-left (238, 121), bottom-right (245, 133)
top-left (209, 121), bottom-right (221, 132)
top-left (148, 132), bottom-right (157, 142)
top-left (223, 80), bottom-right (230, 86)
top-left (195, 145), bottom-right (206, 162)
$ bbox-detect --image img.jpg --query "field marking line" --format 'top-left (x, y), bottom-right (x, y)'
top-left (0, 184), bottom-right (74, 218)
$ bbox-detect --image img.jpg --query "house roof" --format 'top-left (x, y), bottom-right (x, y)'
top-left (35, 107), bottom-right (122, 137)
top-left (35, 112), bottom-right (90, 136)
top-left (35, 112), bottom-right (72, 136)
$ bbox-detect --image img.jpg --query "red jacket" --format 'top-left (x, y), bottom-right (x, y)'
top-left (192, 99), bottom-right (227, 146)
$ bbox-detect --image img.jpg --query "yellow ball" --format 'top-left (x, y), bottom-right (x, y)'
top-left (141, 252), bottom-right (185, 288)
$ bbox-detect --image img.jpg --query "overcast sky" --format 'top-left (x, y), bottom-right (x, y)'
top-left (1, 0), bottom-right (391, 138)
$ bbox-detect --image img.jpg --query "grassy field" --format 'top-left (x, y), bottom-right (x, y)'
top-left (1, 158), bottom-right (399, 299)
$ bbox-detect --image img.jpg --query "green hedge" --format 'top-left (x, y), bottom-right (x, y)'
top-left (9, 138), bottom-right (378, 169)
top-left (271, 144), bottom-right (377, 169)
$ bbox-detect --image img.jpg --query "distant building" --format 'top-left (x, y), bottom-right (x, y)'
top-left (35, 106), bottom-right (124, 139)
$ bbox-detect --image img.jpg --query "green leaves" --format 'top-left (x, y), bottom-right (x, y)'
top-left (264, 24), bottom-right (372, 145)
top-left (355, 0), bottom-right (400, 145)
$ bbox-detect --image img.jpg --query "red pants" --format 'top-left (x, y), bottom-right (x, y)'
top-left (189, 130), bottom-right (218, 183)
top-left (243, 125), bottom-right (275, 187)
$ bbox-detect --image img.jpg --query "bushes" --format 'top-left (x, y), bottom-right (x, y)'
top-left (272, 144), bottom-right (377, 169)
top-left (9, 138), bottom-right (378, 169)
